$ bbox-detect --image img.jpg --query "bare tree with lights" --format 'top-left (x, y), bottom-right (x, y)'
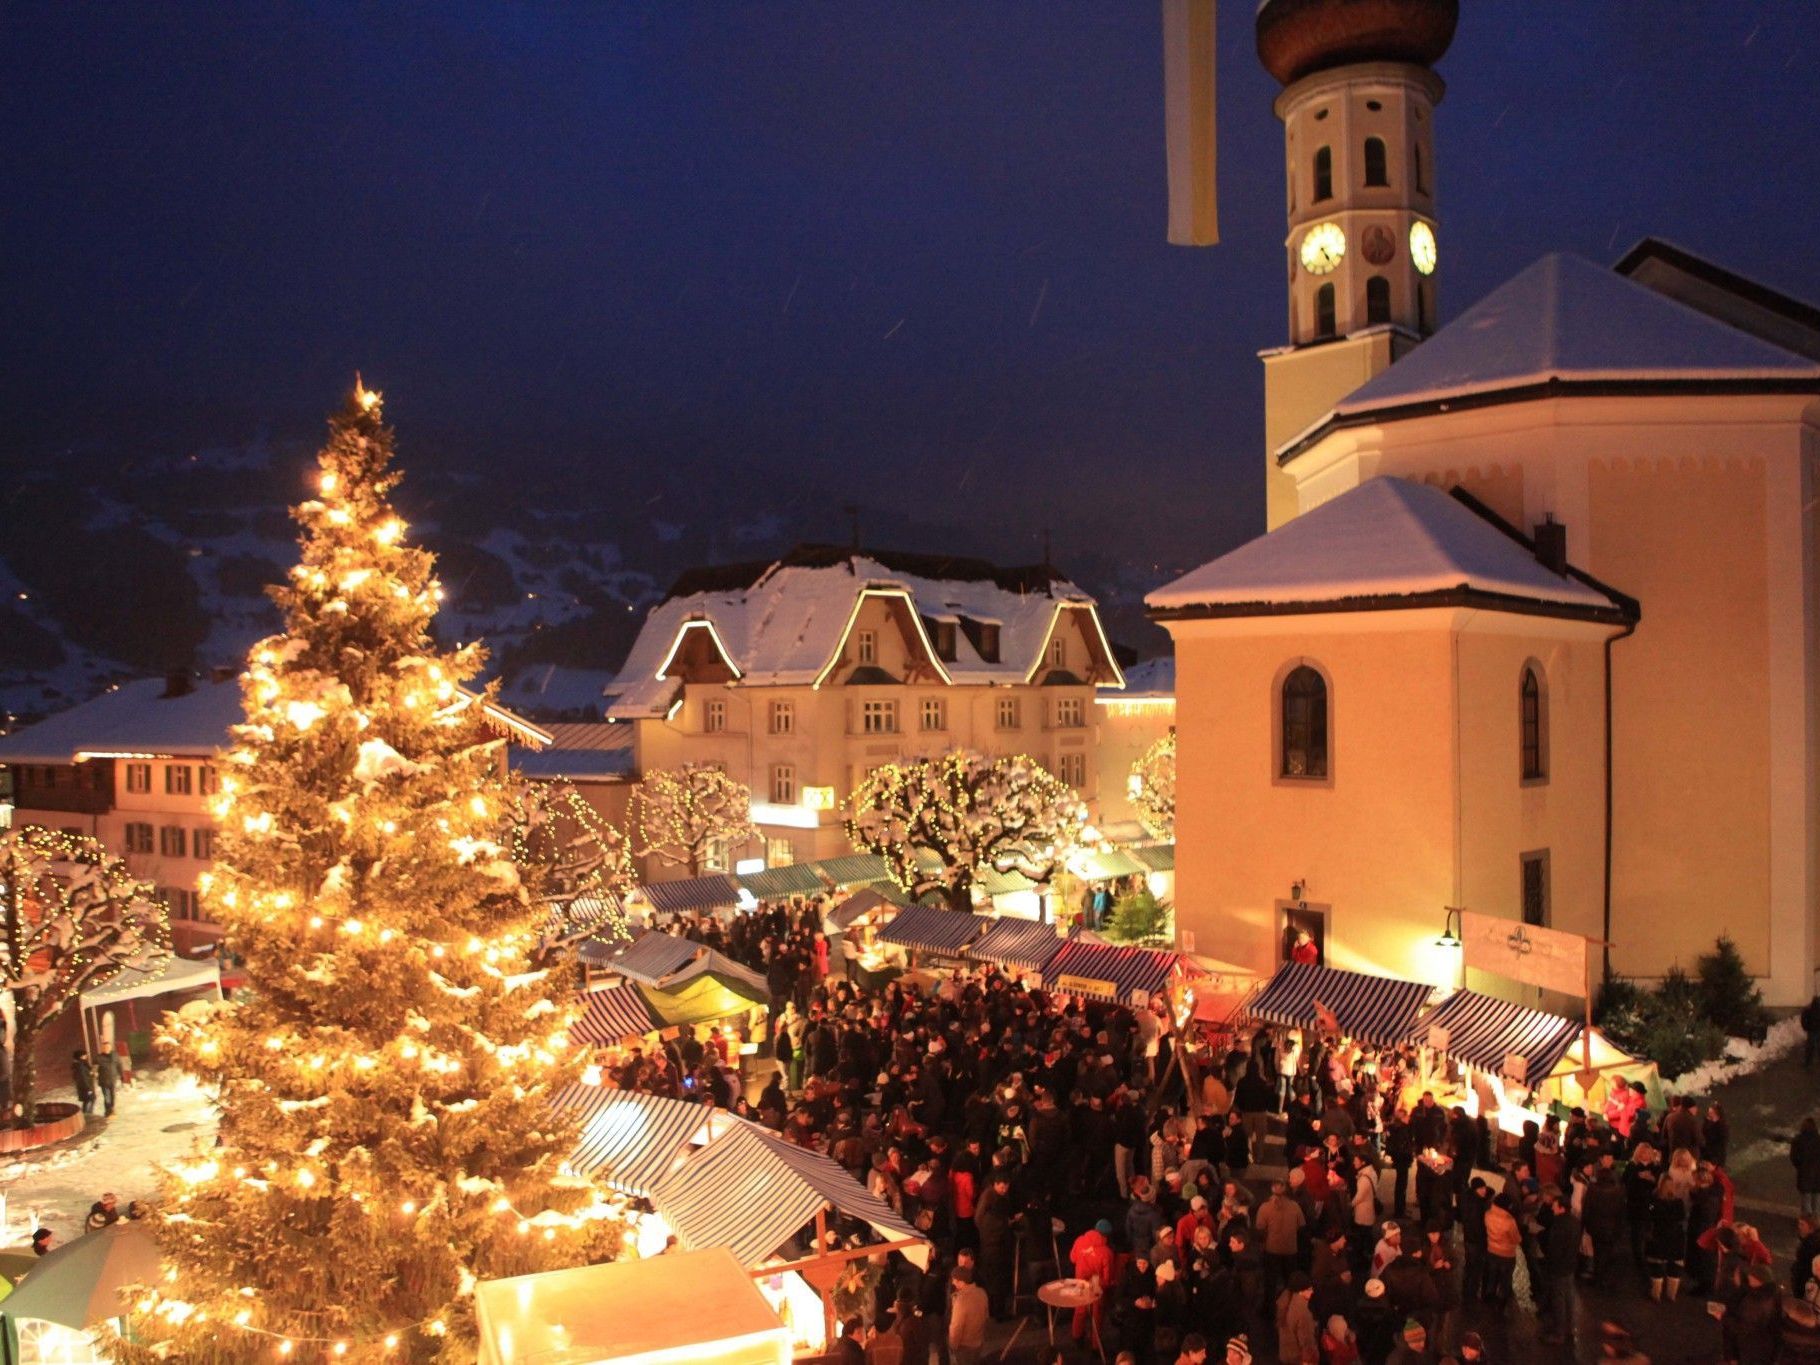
top-left (1130, 731), bottom-right (1176, 841)
top-left (0, 826), bottom-right (168, 1127)
top-left (845, 749), bottom-right (1089, 912)
top-left (629, 762), bottom-right (757, 877)
top-left (511, 781), bottom-right (636, 954)
top-left (113, 386), bottom-right (621, 1364)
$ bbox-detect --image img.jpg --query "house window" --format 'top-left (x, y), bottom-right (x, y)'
top-left (1049, 636), bottom-right (1066, 668)
top-left (704, 840), bottom-right (729, 872)
top-left (163, 887), bottom-right (203, 922)
top-left (769, 700), bottom-right (795, 735)
top-left (194, 828), bottom-right (215, 860)
top-left (766, 837), bottom-right (795, 868)
top-left (1053, 697), bottom-right (1084, 729)
top-left (165, 764), bottom-right (193, 796)
top-left (996, 697), bottom-right (1020, 731)
top-left (1366, 276), bottom-right (1391, 325)
top-left (1315, 284), bottom-right (1336, 339)
top-left (1313, 146), bottom-right (1333, 201)
top-left (125, 822), bottom-right (154, 854)
top-left (770, 764), bottom-right (797, 805)
top-left (703, 699), bottom-right (726, 733)
top-left (1363, 136), bottom-right (1388, 187)
top-left (856, 630), bottom-right (877, 666)
top-left (199, 764), bottom-right (219, 795)
top-left (125, 763), bottom-right (151, 794)
top-left (159, 826), bottom-right (187, 858)
top-left (1281, 665), bottom-right (1329, 779)
top-left (921, 698), bottom-right (946, 732)
top-left (1521, 851), bottom-right (1550, 927)
top-left (933, 621), bottom-right (957, 661)
top-left (1056, 752), bottom-right (1086, 787)
top-left (1520, 666), bottom-right (1547, 781)
top-left (977, 624), bottom-right (1001, 663)
top-left (861, 700), bottom-right (898, 735)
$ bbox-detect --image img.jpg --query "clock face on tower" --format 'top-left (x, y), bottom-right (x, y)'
top-left (1411, 221), bottom-right (1438, 276)
top-left (1299, 222), bottom-right (1346, 276)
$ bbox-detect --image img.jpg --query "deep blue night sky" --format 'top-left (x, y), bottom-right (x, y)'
top-left (6, 2), bottom-right (1819, 576)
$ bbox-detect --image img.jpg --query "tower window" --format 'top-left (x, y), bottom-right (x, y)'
top-left (1312, 146), bottom-right (1333, 202)
top-left (1363, 137), bottom-right (1388, 187)
top-left (1366, 276), bottom-right (1391, 326)
top-left (1416, 284), bottom-right (1430, 335)
top-left (1414, 144), bottom-right (1427, 194)
top-left (1315, 283), bottom-right (1336, 339)
top-left (1281, 665), bottom-right (1329, 780)
top-left (1520, 665), bottom-right (1547, 781)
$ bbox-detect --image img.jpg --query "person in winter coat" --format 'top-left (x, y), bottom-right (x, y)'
top-left (1320, 1313), bottom-right (1361, 1365)
top-left (1793, 1117), bottom-right (1820, 1218)
top-left (1257, 1182), bottom-right (1308, 1294)
top-left (1538, 1190), bottom-right (1582, 1348)
top-left (1726, 1264), bottom-right (1782, 1365)
top-left (1225, 1111), bottom-right (1253, 1179)
top-left (1645, 1177), bottom-right (1688, 1302)
top-left (70, 1050), bottom-right (96, 1116)
top-left (947, 1265), bottom-right (989, 1365)
top-left (1481, 1193), bottom-right (1520, 1309)
top-left (1383, 1111), bottom-right (1415, 1220)
top-left (1071, 1220), bottom-right (1117, 1342)
top-left (1703, 1102), bottom-right (1731, 1168)
top-left (1780, 1295), bottom-right (1820, 1365)
top-left (1582, 1165), bottom-right (1627, 1287)
top-left (1275, 1274), bottom-right (1319, 1365)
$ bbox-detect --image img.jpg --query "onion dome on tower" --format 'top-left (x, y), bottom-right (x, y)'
top-left (1256, 0), bottom-right (1458, 86)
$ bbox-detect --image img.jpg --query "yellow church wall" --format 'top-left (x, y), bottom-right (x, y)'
top-left (1170, 612), bottom-right (1465, 987)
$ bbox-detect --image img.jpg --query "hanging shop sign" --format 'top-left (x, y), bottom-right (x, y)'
top-left (1461, 911), bottom-right (1587, 997)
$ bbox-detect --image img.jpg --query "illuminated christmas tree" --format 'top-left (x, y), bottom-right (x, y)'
top-left (846, 749), bottom-right (1088, 910)
top-left (1130, 731), bottom-right (1176, 841)
top-left (113, 385), bottom-right (620, 1363)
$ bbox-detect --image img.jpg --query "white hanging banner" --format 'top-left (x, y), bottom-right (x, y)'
top-left (1461, 911), bottom-right (1587, 998)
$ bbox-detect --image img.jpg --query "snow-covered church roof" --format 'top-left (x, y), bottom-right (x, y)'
top-left (1282, 252), bottom-right (1820, 460)
top-left (1147, 477), bottom-right (1629, 619)
top-left (606, 544), bottom-right (1122, 719)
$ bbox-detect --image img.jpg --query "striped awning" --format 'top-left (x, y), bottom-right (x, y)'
top-left (556, 1087), bottom-right (724, 1196)
top-left (609, 931), bottom-right (706, 985)
top-left (570, 984), bottom-right (657, 1046)
top-left (1411, 989), bottom-right (1584, 1083)
top-left (878, 904), bottom-right (990, 957)
top-left (970, 918), bottom-right (1070, 971)
top-left (638, 874), bottom-right (742, 915)
top-left (1245, 962), bottom-right (1434, 1046)
top-left (1131, 844), bottom-right (1175, 872)
top-left (977, 866), bottom-right (1038, 897)
top-left (736, 864), bottom-right (826, 900)
top-left (808, 854), bottom-right (891, 887)
top-left (826, 888), bottom-right (893, 930)
top-left (1070, 848), bottom-right (1146, 881)
top-left (1041, 940), bottom-right (1179, 1004)
top-left (651, 1122), bottom-right (927, 1269)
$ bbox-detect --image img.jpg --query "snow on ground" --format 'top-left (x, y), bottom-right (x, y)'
top-left (1665, 1015), bottom-right (1804, 1094)
top-left (0, 1068), bottom-right (217, 1249)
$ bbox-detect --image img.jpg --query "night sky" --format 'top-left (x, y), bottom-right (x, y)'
top-left (6, 2), bottom-right (1820, 578)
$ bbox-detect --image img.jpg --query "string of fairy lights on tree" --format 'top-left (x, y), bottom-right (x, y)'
top-left (1130, 730), bottom-right (1176, 841)
top-left (508, 781), bottom-right (636, 947)
top-left (629, 762), bottom-right (758, 876)
top-left (844, 748), bottom-right (1090, 909)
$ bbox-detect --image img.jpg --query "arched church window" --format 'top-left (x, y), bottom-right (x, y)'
top-left (1521, 666), bottom-right (1547, 781)
top-left (1315, 284), bottom-right (1336, 339)
top-left (1364, 137), bottom-right (1388, 187)
top-left (1281, 666), bottom-right (1328, 779)
top-left (1313, 146), bottom-right (1333, 202)
top-left (1366, 276), bottom-right (1391, 325)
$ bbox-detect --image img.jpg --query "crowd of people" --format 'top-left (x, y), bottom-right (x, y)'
top-left (596, 897), bottom-right (1820, 1365)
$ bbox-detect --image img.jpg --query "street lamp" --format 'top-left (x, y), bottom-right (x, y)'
top-left (1435, 906), bottom-right (1464, 950)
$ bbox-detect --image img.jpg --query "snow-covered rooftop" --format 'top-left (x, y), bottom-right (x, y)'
top-left (608, 544), bottom-right (1119, 719)
top-left (1147, 477), bottom-right (1622, 615)
top-left (511, 720), bottom-right (635, 782)
top-left (1296, 252), bottom-right (1820, 446)
top-left (0, 677), bottom-right (243, 764)
top-left (1103, 655), bottom-right (1174, 699)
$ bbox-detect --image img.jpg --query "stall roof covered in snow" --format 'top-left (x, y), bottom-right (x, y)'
top-left (509, 721), bottom-right (635, 782)
top-left (1280, 252), bottom-right (1820, 462)
top-left (605, 543), bottom-right (1123, 719)
top-left (1148, 477), bottom-right (1633, 621)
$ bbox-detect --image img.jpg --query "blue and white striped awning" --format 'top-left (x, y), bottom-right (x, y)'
top-left (970, 918), bottom-right (1070, 971)
top-left (736, 864), bottom-right (826, 900)
top-left (1411, 989), bottom-right (1584, 1082)
top-left (569, 984), bottom-right (657, 1046)
top-left (808, 854), bottom-right (891, 887)
top-left (555, 1087), bottom-right (723, 1196)
top-left (826, 888), bottom-right (894, 930)
top-left (608, 930), bottom-right (707, 985)
top-left (652, 1125), bottom-right (828, 1267)
top-left (638, 874), bottom-right (742, 915)
top-left (1041, 940), bottom-right (1180, 1004)
top-left (877, 904), bottom-right (990, 957)
top-left (1245, 962), bottom-right (1434, 1046)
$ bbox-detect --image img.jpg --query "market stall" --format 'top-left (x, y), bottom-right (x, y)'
top-left (555, 1085), bottom-right (742, 1195)
top-left (598, 931), bottom-right (771, 1067)
top-left (633, 873), bottom-right (744, 918)
top-left (77, 954), bottom-right (221, 1065)
top-left (737, 864), bottom-right (827, 902)
top-left (875, 904), bottom-right (990, 973)
top-left (969, 917), bottom-right (1072, 976)
top-left (475, 1247), bottom-right (793, 1365)
top-left (1, 1222), bottom-right (160, 1363)
top-left (1039, 939), bottom-right (1186, 1007)
top-left (1243, 961), bottom-right (1435, 1047)
top-left (804, 854), bottom-right (892, 891)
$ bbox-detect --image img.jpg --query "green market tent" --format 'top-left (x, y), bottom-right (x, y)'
top-left (641, 973), bottom-right (768, 1031)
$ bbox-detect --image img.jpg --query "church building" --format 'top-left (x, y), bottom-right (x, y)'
top-left (1153, 0), bottom-right (1820, 1006)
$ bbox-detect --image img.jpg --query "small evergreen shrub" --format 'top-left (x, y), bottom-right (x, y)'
top-left (1103, 888), bottom-right (1173, 946)
top-left (1696, 935), bottom-right (1769, 1043)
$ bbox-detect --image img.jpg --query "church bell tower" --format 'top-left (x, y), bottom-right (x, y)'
top-left (1257, 0), bottom-right (1457, 529)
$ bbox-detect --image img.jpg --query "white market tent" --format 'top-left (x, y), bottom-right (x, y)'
top-left (78, 956), bottom-right (220, 1011)
top-left (475, 1247), bottom-right (791, 1365)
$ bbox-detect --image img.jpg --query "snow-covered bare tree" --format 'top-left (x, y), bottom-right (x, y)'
top-left (630, 763), bottom-right (757, 876)
top-left (1130, 731), bottom-right (1176, 841)
top-left (511, 781), bottom-right (636, 952)
top-left (0, 825), bottom-right (168, 1125)
top-left (845, 750), bottom-right (1089, 911)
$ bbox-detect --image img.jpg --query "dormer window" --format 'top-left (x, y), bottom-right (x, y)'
top-left (930, 619), bottom-right (958, 662)
top-left (857, 629), bottom-right (877, 666)
top-left (978, 624), bottom-right (1000, 663)
top-left (1049, 636), bottom-right (1066, 668)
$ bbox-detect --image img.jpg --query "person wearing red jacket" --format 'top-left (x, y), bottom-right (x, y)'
top-left (1070, 1220), bottom-right (1116, 1343)
top-left (1176, 1197), bottom-right (1214, 1262)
